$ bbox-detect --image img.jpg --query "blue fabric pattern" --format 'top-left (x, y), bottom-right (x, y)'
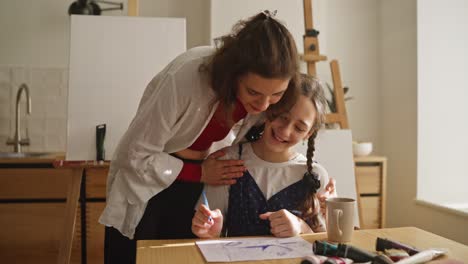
top-left (225, 145), bottom-right (308, 237)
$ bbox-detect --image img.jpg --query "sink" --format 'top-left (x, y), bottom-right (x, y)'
top-left (0, 152), bottom-right (52, 158)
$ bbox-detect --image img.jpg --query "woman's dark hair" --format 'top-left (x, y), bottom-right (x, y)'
top-left (203, 10), bottom-right (300, 118)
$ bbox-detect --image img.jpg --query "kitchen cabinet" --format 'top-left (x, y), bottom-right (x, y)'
top-left (354, 156), bottom-right (387, 229)
top-left (0, 164), bottom-right (108, 264)
top-left (76, 167), bottom-right (108, 264)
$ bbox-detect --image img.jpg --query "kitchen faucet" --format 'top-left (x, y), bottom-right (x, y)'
top-left (6, 83), bottom-right (31, 152)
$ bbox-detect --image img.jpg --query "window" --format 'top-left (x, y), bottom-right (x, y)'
top-left (417, 0), bottom-right (468, 213)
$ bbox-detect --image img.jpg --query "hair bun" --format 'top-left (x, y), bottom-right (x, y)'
top-left (261, 10), bottom-right (277, 19)
top-left (303, 171), bottom-right (321, 192)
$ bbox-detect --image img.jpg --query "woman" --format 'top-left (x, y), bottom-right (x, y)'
top-left (99, 10), bottom-right (300, 263)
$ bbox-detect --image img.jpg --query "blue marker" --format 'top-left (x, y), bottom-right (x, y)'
top-left (201, 189), bottom-right (213, 222)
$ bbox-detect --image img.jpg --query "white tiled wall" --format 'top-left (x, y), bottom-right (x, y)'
top-left (0, 66), bottom-right (68, 152)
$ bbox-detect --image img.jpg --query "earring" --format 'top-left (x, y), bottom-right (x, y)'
top-left (302, 140), bottom-right (306, 146)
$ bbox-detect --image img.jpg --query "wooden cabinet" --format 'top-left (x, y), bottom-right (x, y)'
top-left (76, 168), bottom-right (108, 264)
top-left (0, 168), bottom-right (70, 264)
top-left (354, 156), bottom-right (387, 229)
top-left (0, 167), bottom-right (108, 264)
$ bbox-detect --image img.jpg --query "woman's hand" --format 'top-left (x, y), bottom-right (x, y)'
top-left (192, 204), bottom-right (223, 238)
top-left (201, 149), bottom-right (245, 185)
top-left (259, 209), bottom-right (312, 237)
top-left (317, 177), bottom-right (337, 217)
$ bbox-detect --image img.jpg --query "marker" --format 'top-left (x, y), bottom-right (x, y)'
top-left (201, 189), bottom-right (213, 222)
top-left (313, 240), bottom-right (338, 256)
top-left (336, 244), bottom-right (376, 262)
top-left (376, 237), bottom-right (420, 256)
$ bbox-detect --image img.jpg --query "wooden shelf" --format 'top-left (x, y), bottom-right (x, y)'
top-left (354, 155), bottom-right (387, 229)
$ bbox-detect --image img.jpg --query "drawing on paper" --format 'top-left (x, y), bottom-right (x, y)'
top-left (196, 237), bottom-right (314, 262)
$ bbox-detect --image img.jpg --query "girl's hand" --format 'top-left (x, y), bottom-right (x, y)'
top-left (192, 204), bottom-right (223, 238)
top-left (317, 177), bottom-right (337, 217)
top-left (201, 149), bottom-right (245, 185)
top-left (259, 209), bottom-right (312, 237)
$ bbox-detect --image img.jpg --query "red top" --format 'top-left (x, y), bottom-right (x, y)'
top-left (176, 100), bottom-right (247, 182)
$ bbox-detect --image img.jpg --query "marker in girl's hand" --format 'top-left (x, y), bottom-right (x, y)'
top-left (201, 189), bottom-right (213, 222)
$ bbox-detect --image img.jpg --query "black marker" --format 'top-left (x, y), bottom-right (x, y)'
top-left (96, 124), bottom-right (106, 161)
top-left (313, 240), bottom-right (338, 256)
top-left (336, 244), bottom-right (376, 262)
top-left (376, 237), bottom-right (420, 256)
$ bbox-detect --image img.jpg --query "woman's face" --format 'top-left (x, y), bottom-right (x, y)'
top-left (262, 95), bottom-right (317, 153)
top-left (237, 72), bottom-right (289, 114)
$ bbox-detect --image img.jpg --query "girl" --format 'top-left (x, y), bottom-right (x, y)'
top-left (99, 11), bottom-right (300, 263)
top-left (192, 75), bottom-right (337, 238)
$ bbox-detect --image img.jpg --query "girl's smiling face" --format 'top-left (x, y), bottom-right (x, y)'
top-left (262, 94), bottom-right (317, 153)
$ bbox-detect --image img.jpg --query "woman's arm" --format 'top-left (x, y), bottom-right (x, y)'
top-left (174, 149), bottom-right (210, 160)
top-left (110, 74), bottom-right (188, 205)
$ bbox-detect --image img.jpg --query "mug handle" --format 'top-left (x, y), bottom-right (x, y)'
top-left (333, 209), bottom-right (343, 236)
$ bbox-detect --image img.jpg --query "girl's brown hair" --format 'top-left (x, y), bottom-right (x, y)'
top-left (300, 74), bottom-right (327, 229)
top-left (265, 74), bottom-right (326, 229)
top-left (203, 10), bottom-right (300, 117)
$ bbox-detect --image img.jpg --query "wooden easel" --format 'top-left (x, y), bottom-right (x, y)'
top-left (301, 0), bottom-right (349, 129)
top-left (302, 0), bottom-right (361, 226)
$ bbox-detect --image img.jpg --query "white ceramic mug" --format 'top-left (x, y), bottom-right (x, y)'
top-left (326, 197), bottom-right (355, 242)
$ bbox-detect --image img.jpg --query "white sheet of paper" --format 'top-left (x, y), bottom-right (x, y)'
top-left (196, 236), bottom-right (313, 262)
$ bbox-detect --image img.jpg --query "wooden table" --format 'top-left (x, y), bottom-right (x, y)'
top-left (137, 227), bottom-right (468, 263)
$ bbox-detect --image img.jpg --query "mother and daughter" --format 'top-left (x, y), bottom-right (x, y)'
top-left (99, 10), bottom-right (336, 264)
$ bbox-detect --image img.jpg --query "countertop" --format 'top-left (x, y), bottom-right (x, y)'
top-left (0, 152), bottom-right (65, 165)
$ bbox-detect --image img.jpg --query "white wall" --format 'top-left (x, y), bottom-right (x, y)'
top-left (319, 0), bottom-right (380, 151)
top-left (210, 0), bottom-right (305, 50)
top-left (381, 0), bottom-right (468, 245)
top-left (139, 0), bottom-right (210, 48)
top-left (417, 0), bottom-right (468, 204)
top-left (0, 0), bottom-right (71, 67)
top-left (0, 0), bottom-right (125, 67)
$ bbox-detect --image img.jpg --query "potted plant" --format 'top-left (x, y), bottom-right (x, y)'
top-left (324, 82), bottom-right (353, 113)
